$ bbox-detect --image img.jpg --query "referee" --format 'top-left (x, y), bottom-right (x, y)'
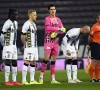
top-left (88, 14), bottom-right (100, 82)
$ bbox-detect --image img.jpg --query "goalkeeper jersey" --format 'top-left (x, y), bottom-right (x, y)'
top-left (44, 15), bottom-right (63, 44)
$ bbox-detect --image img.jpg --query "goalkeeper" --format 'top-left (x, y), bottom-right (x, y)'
top-left (61, 26), bottom-right (90, 83)
top-left (39, 4), bottom-right (66, 84)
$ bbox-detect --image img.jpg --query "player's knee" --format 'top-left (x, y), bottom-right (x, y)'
top-left (30, 61), bottom-right (36, 65)
top-left (43, 60), bottom-right (48, 64)
top-left (30, 64), bottom-right (35, 67)
top-left (24, 60), bottom-right (30, 65)
top-left (51, 61), bottom-right (55, 65)
top-left (12, 60), bottom-right (17, 67)
top-left (5, 59), bottom-right (11, 66)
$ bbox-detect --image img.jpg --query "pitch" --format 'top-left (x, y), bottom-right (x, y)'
top-left (0, 70), bottom-right (99, 90)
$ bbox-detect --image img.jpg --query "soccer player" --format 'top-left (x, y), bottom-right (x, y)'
top-left (0, 9), bottom-right (21, 86)
top-left (61, 26), bottom-right (90, 83)
top-left (21, 10), bottom-right (40, 85)
top-left (39, 4), bottom-right (66, 84)
top-left (88, 14), bottom-right (100, 82)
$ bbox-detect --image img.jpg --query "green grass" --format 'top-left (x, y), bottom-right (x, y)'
top-left (0, 70), bottom-right (100, 90)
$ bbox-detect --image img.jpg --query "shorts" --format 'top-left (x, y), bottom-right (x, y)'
top-left (2, 45), bottom-right (17, 60)
top-left (61, 43), bottom-right (77, 57)
top-left (91, 42), bottom-right (100, 60)
top-left (24, 47), bottom-right (38, 61)
top-left (44, 43), bottom-right (59, 56)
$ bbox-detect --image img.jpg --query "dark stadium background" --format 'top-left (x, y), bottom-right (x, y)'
top-left (0, 0), bottom-right (100, 70)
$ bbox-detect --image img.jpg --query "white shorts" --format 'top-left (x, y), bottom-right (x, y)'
top-left (24, 47), bottom-right (38, 61)
top-left (61, 43), bottom-right (77, 57)
top-left (2, 45), bottom-right (17, 60)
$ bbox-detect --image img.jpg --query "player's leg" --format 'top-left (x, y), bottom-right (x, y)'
top-left (22, 48), bottom-right (30, 85)
top-left (11, 45), bottom-right (22, 85)
top-left (97, 60), bottom-right (100, 82)
top-left (72, 48), bottom-right (82, 83)
top-left (95, 45), bottom-right (100, 82)
top-left (62, 45), bottom-right (75, 83)
top-left (4, 59), bottom-right (13, 85)
top-left (39, 43), bottom-right (51, 83)
top-left (3, 46), bottom-right (13, 86)
top-left (29, 47), bottom-right (40, 84)
top-left (89, 43), bottom-right (99, 82)
top-left (65, 57), bottom-right (73, 83)
top-left (50, 44), bottom-right (60, 84)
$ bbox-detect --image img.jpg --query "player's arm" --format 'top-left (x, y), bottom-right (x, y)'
top-left (57, 18), bottom-right (66, 34)
top-left (21, 23), bottom-right (28, 45)
top-left (21, 33), bottom-right (26, 45)
top-left (88, 35), bottom-right (92, 45)
top-left (0, 22), bottom-right (9, 46)
top-left (62, 35), bottom-right (70, 49)
top-left (75, 40), bottom-right (79, 55)
top-left (45, 17), bottom-right (59, 32)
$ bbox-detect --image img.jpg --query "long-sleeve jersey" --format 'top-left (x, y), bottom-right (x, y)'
top-left (44, 15), bottom-right (63, 44)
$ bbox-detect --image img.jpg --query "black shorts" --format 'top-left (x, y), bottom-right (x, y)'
top-left (91, 42), bottom-right (100, 60)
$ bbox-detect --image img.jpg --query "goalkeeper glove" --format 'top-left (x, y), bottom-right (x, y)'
top-left (59, 27), bottom-right (66, 33)
top-left (50, 32), bottom-right (57, 38)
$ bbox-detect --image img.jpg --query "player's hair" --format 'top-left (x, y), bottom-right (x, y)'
top-left (94, 14), bottom-right (100, 19)
top-left (28, 9), bottom-right (36, 16)
top-left (83, 25), bottom-right (90, 32)
top-left (48, 4), bottom-right (55, 10)
top-left (8, 9), bottom-right (17, 18)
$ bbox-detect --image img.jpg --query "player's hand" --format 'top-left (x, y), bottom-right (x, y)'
top-left (59, 27), bottom-right (66, 33)
top-left (50, 32), bottom-right (57, 38)
top-left (66, 50), bottom-right (71, 56)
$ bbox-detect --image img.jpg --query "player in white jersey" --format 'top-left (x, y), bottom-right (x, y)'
top-left (0, 9), bottom-right (22, 86)
top-left (21, 9), bottom-right (40, 85)
top-left (61, 26), bottom-right (90, 83)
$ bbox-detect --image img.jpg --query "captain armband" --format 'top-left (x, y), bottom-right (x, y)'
top-left (1, 31), bottom-right (6, 34)
top-left (66, 35), bottom-right (70, 39)
top-left (21, 32), bottom-right (26, 35)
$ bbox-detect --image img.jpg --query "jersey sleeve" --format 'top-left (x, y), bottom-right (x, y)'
top-left (57, 18), bottom-right (63, 28)
top-left (90, 25), bottom-right (96, 36)
top-left (22, 22), bottom-right (29, 34)
top-left (44, 17), bottom-right (59, 32)
top-left (2, 21), bottom-right (10, 33)
top-left (67, 29), bottom-right (79, 38)
top-left (62, 36), bottom-right (68, 49)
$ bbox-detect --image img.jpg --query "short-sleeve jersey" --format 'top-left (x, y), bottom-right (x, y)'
top-left (22, 20), bottom-right (37, 48)
top-left (90, 22), bottom-right (100, 44)
top-left (2, 19), bottom-right (18, 46)
top-left (62, 28), bottom-right (81, 46)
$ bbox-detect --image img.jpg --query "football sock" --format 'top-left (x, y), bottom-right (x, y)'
top-left (30, 64), bottom-right (35, 82)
